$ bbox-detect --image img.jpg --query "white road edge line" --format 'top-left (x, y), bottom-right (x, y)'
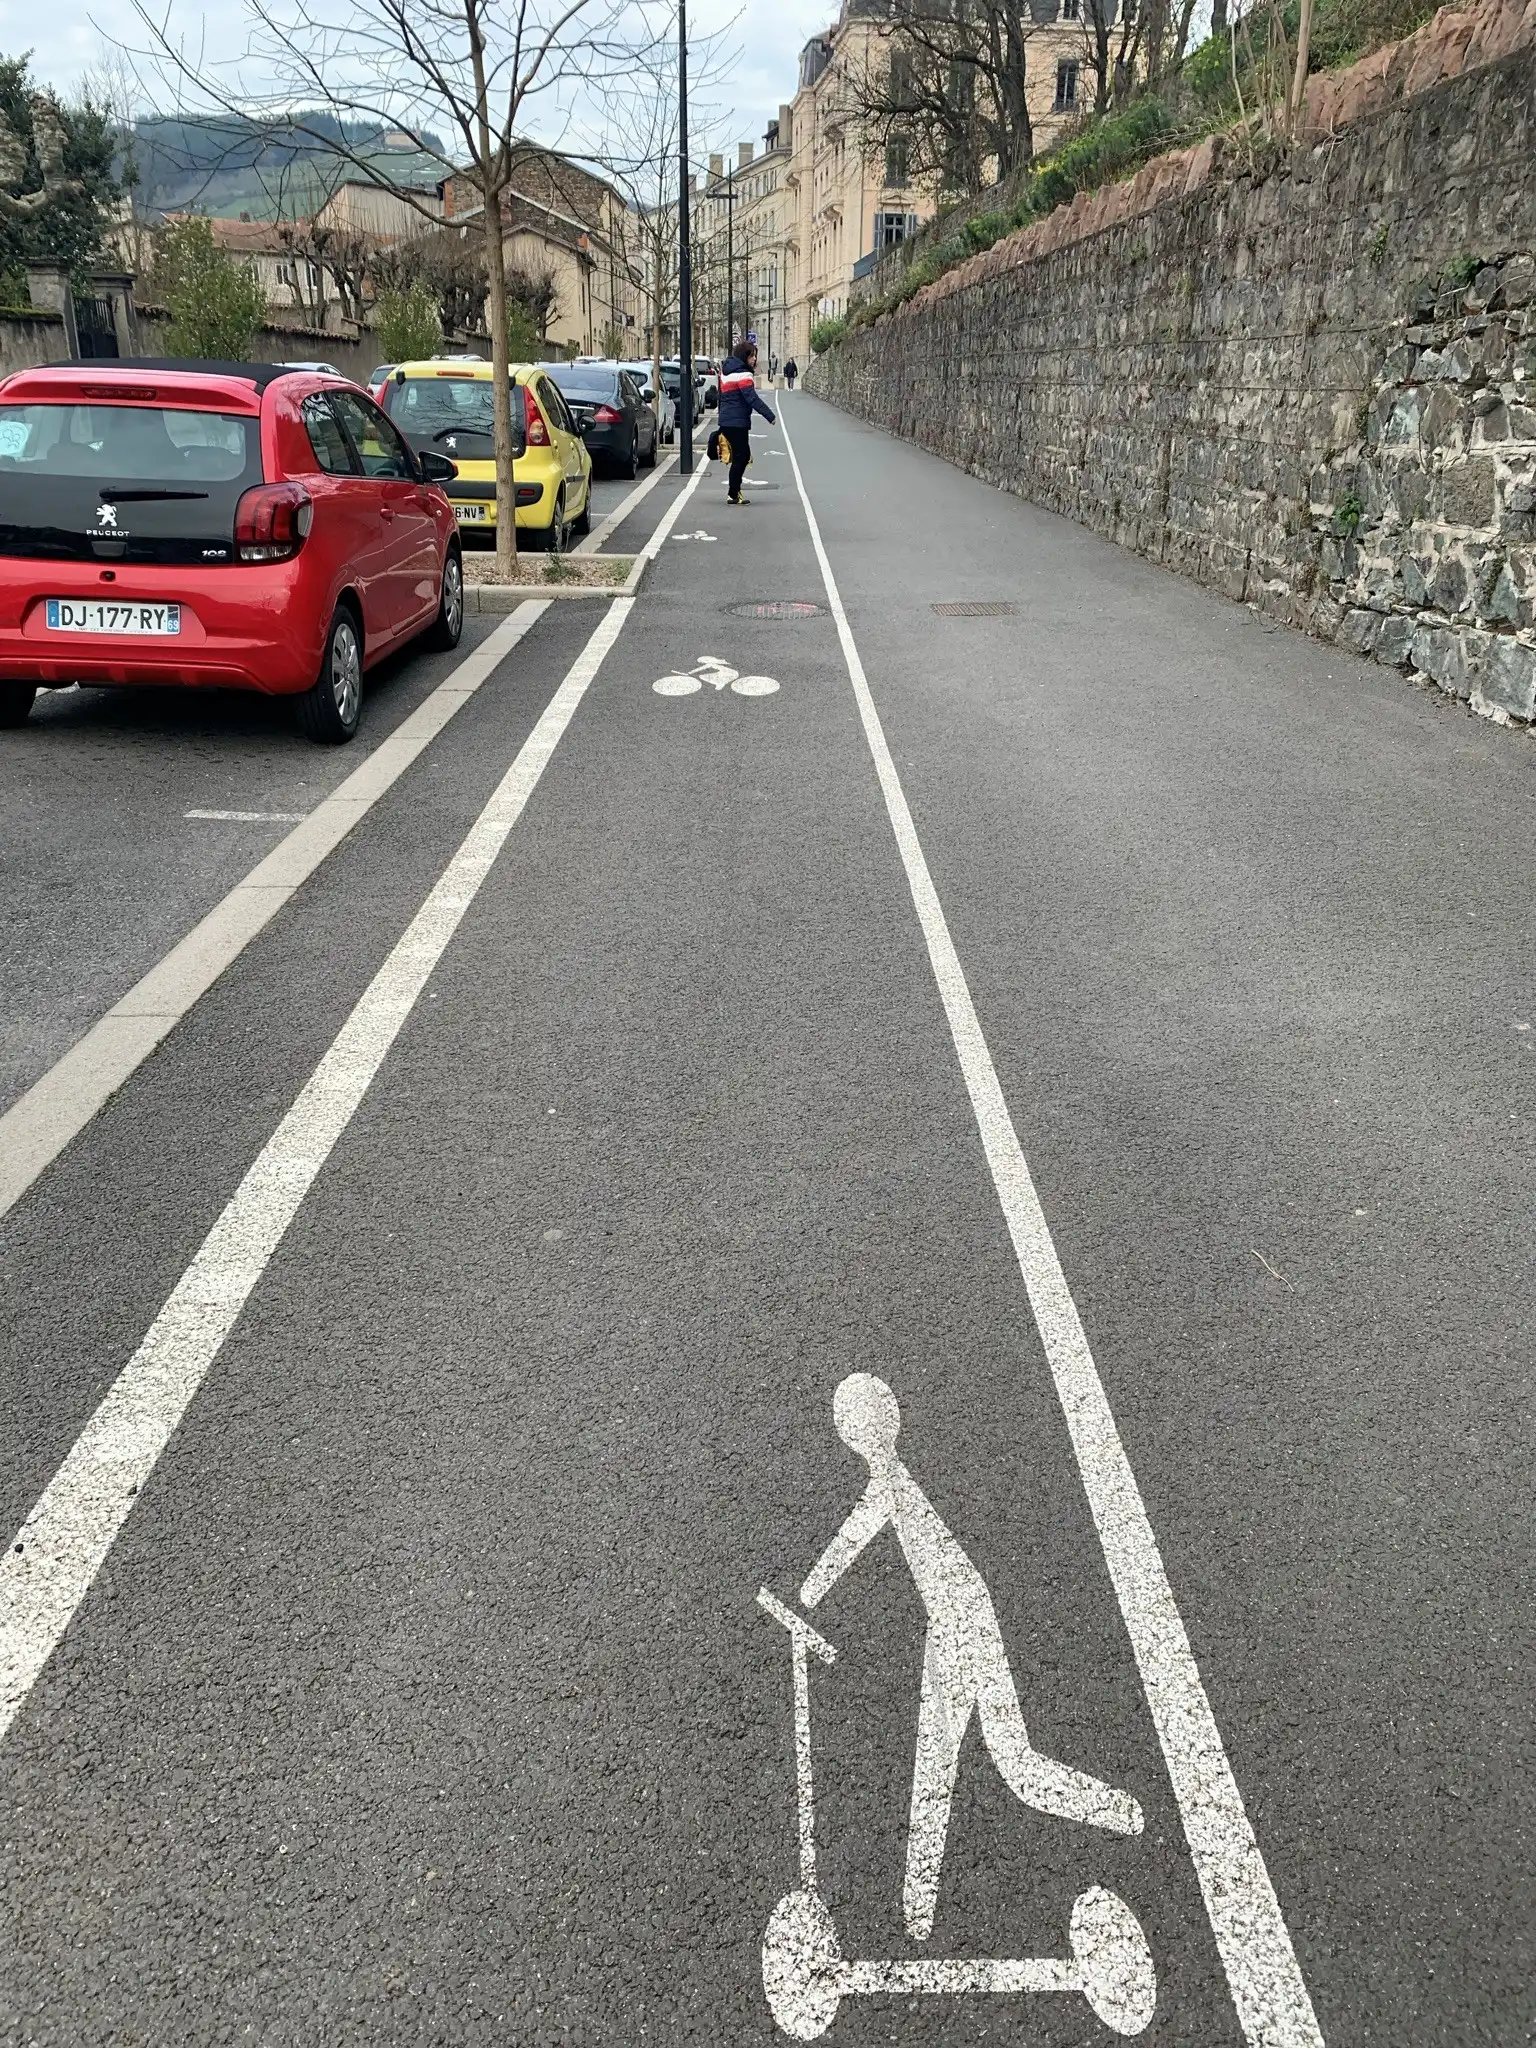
top-left (0, 602), bottom-right (551, 1224)
top-left (575, 444), bottom-right (679, 555)
top-left (0, 451), bottom-right (709, 1750)
top-left (778, 408), bottom-right (1324, 2048)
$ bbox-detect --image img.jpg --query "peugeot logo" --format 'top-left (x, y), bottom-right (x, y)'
top-left (445, 437), bottom-right (457, 451)
top-left (96, 503), bottom-right (117, 526)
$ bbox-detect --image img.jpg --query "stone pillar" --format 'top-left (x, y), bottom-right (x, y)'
top-left (25, 263), bottom-right (78, 358)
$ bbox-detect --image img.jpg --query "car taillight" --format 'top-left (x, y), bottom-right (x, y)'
top-left (234, 481), bottom-right (313, 562)
top-left (523, 386), bottom-right (550, 446)
top-left (593, 403), bottom-right (623, 425)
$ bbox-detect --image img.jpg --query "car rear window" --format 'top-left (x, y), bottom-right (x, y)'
top-left (547, 366), bottom-right (619, 402)
top-left (386, 377), bottom-right (497, 434)
top-left (0, 403), bottom-right (259, 485)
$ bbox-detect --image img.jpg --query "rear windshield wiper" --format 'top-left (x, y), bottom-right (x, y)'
top-left (96, 488), bottom-right (211, 502)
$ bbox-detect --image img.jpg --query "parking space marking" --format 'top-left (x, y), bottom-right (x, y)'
top-left (575, 446), bottom-right (680, 555)
top-left (779, 408), bottom-right (1324, 2048)
top-left (0, 603), bottom-right (550, 1224)
top-left (0, 452), bottom-right (709, 1750)
top-left (185, 809), bottom-right (309, 824)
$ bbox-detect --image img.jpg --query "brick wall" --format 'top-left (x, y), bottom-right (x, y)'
top-left (808, 0), bottom-right (1536, 725)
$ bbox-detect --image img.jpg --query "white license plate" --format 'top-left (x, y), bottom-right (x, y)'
top-left (45, 598), bottom-right (181, 636)
top-left (452, 503), bottom-right (487, 523)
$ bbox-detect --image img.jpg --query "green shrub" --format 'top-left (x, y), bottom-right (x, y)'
top-left (374, 278), bottom-right (442, 364)
top-left (152, 217), bottom-right (265, 360)
top-left (810, 315), bottom-right (850, 353)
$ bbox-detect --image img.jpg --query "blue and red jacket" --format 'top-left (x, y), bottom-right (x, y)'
top-left (718, 353), bottom-right (776, 433)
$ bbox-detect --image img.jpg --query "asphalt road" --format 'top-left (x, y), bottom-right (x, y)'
top-left (0, 397), bottom-right (1531, 2048)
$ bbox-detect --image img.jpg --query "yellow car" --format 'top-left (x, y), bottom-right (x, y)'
top-left (379, 359), bottom-right (593, 549)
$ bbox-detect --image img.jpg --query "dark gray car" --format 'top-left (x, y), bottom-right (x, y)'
top-left (544, 363), bottom-right (657, 478)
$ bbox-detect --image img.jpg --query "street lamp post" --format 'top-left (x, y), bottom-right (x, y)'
top-left (677, 0), bottom-right (693, 468)
top-left (725, 163), bottom-right (735, 352)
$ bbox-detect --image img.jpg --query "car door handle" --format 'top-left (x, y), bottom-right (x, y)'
top-left (379, 505), bottom-right (395, 519)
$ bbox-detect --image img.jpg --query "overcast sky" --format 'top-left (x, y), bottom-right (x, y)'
top-left (7, 0), bottom-right (837, 160)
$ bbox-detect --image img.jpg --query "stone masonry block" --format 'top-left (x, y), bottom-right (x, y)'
top-left (1436, 456), bottom-right (1499, 528)
top-left (1473, 634), bottom-right (1536, 718)
top-left (1376, 613), bottom-right (1417, 667)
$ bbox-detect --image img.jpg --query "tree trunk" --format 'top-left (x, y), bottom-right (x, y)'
top-left (482, 189), bottom-right (519, 576)
top-left (1286, 0), bottom-right (1316, 134)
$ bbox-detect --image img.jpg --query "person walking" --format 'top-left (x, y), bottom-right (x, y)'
top-left (718, 337), bottom-right (777, 506)
top-left (783, 357), bottom-right (798, 390)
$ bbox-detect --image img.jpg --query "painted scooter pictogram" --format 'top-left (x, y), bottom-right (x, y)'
top-left (755, 1373), bottom-right (1157, 2041)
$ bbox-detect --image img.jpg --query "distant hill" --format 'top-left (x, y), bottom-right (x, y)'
top-left (126, 112), bottom-right (452, 222)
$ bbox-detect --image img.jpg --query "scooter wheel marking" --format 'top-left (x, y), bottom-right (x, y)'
top-left (762, 1888), bottom-right (842, 2041)
top-left (1070, 1887), bottom-right (1157, 2036)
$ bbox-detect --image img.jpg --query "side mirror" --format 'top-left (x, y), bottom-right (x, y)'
top-left (393, 367), bottom-right (406, 384)
top-left (417, 449), bottom-right (458, 483)
top-left (641, 386), bottom-right (654, 402)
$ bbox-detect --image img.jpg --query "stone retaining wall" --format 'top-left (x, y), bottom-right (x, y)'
top-left (808, 0), bottom-right (1536, 725)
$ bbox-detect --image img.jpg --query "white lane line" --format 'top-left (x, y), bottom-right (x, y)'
top-left (0, 604), bottom-right (549, 1224)
top-left (574, 446), bottom-right (679, 555)
top-left (185, 809), bottom-right (308, 823)
top-left (0, 453), bottom-right (709, 1750)
top-left (778, 410), bottom-right (1324, 2048)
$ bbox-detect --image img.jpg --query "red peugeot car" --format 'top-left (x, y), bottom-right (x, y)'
top-left (0, 361), bottom-right (465, 742)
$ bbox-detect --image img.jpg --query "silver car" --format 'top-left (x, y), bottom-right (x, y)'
top-left (620, 362), bottom-right (676, 444)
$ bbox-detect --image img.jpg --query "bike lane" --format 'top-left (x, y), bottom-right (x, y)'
top-left (3, 419), bottom-right (1280, 2043)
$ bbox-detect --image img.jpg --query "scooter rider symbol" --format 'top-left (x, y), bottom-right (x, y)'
top-left (798, 1373), bottom-right (1144, 1941)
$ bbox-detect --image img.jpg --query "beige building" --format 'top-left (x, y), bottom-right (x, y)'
top-left (442, 151), bottom-right (644, 356)
top-left (712, 0), bottom-right (1111, 366)
top-left (695, 119), bottom-right (794, 368)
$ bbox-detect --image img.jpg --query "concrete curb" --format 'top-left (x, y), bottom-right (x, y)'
top-left (464, 552), bottom-right (646, 609)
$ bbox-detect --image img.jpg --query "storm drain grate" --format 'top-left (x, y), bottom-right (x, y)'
top-left (727, 599), bottom-right (823, 618)
top-left (931, 601), bottom-right (1017, 617)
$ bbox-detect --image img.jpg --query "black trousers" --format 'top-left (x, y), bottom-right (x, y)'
top-left (727, 425), bottom-right (750, 500)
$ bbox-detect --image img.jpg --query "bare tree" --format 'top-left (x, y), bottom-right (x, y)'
top-left (849, 0), bottom-right (1042, 200)
top-left (129, 0), bottom-right (656, 573)
top-left (586, 39), bottom-right (732, 423)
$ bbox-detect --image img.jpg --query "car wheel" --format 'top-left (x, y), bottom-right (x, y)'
top-left (297, 605), bottom-right (363, 744)
top-left (571, 487), bottom-right (592, 538)
top-left (641, 426), bottom-right (658, 470)
top-left (0, 681), bottom-right (37, 728)
top-left (427, 545), bottom-right (464, 651)
top-left (544, 488), bottom-right (570, 554)
top-left (622, 434), bottom-right (638, 480)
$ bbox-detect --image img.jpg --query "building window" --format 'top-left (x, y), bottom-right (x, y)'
top-left (1061, 0), bottom-right (1082, 15)
top-left (884, 139), bottom-right (909, 187)
top-left (1054, 59), bottom-right (1080, 110)
top-left (874, 210), bottom-right (918, 251)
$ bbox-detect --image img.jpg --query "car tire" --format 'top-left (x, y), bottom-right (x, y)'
top-left (427, 545), bottom-right (464, 651)
top-left (297, 605), bottom-right (364, 744)
top-left (572, 488), bottom-right (592, 538)
top-left (622, 435), bottom-right (638, 480)
top-left (641, 426), bottom-right (658, 470)
top-left (543, 488), bottom-right (570, 554)
top-left (0, 681), bottom-right (37, 728)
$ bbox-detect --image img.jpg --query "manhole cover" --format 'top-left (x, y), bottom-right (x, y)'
top-left (931, 601), bottom-right (1017, 617)
top-left (727, 600), bottom-right (823, 619)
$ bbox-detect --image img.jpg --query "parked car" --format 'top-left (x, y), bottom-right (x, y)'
top-left (380, 358), bottom-right (592, 550)
top-left (0, 360), bottom-right (463, 743)
top-left (544, 362), bottom-right (657, 477)
top-left (365, 363), bottom-right (395, 400)
top-left (695, 356), bottom-right (720, 408)
top-left (620, 362), bottom-right (675, 444)
top-left (663, 357), bottom-right (708, 422)
top-left (280, 359), bottom-right (347, 378)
